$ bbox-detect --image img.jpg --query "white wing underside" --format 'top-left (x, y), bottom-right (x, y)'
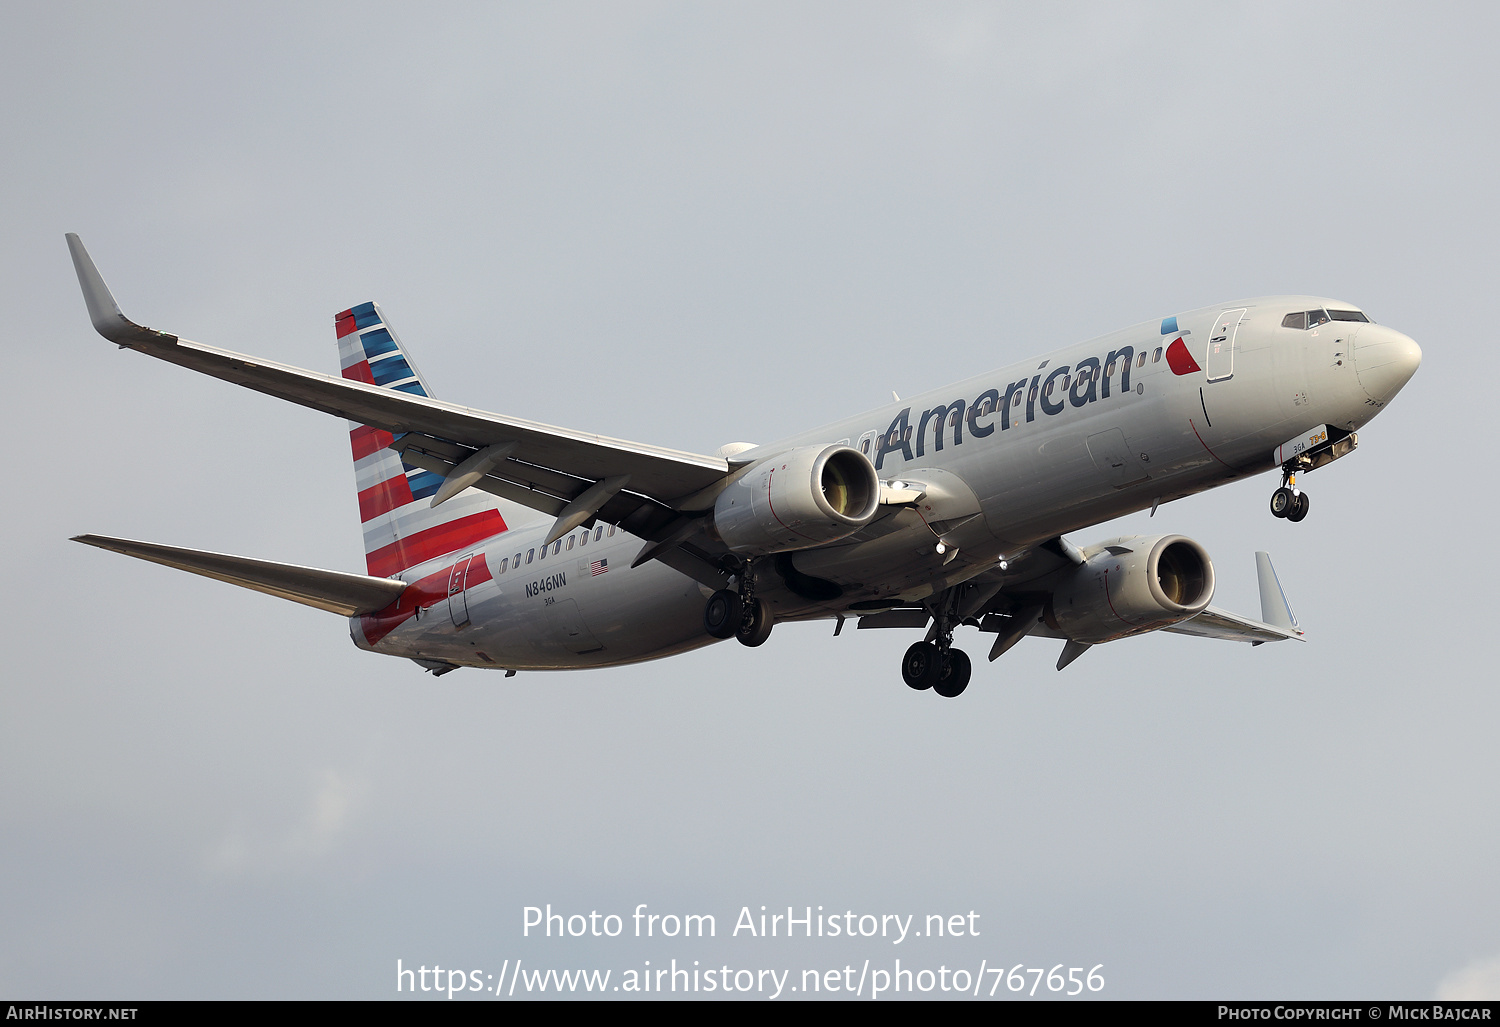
top-left (1162, 605), bottom-right (1302, 643)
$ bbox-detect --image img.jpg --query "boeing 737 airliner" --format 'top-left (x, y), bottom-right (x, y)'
top-left (65, 235), bottom-right (1421, 696)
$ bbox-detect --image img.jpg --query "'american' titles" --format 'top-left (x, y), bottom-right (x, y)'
top-left (876, 345), bottom-right (1140, 471)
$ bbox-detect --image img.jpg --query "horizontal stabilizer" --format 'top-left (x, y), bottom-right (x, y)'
top-left (72, 535), bottom-right (407, 616)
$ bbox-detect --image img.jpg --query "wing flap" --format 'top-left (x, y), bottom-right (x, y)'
top-left (72, 534), bottom-right (407, 616)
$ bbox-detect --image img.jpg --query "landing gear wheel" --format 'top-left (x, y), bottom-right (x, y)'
top-left (736, 598), bottom-right (774, 647)
top-left (703, 589), bottom-right (743, 639)
top-left (902, 641), bottom-right (942, 691)
top-left (1270, 487), bottom-right (1295, 518)
top-left (934, 648), bottom-right (972, 698)
top-left (1287, 491), bottom-right (1311, 522)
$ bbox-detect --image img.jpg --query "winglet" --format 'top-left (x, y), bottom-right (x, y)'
top-left (1255, 551), bottom-right (1300, 633)
top-left (64, 233), bottom-right (174, 348)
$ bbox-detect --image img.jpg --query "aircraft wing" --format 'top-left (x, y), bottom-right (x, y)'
top-left (1161, 605), bottom-right (1303, 643)
top-left (66, 236), bottom-right (732, 526)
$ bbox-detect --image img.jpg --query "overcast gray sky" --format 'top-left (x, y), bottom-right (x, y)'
top-left (3, 1), bottom-right (1497, 1001)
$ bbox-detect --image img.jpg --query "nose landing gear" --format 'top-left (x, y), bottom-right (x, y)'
top-left (1270, 464), bottom-right (1311, 522)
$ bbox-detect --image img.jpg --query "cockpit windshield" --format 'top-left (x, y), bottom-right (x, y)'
top-left (1282, 307), bottom-right (1371, 329)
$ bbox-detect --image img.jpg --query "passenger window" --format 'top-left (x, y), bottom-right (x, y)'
top-left (553, 540), bottom-right (562, 555)
top-left (1153, 347), bottom-right (1163, 363)
top-left (513, 553), bottom-right (521, 567)
top-left (538, 544), bottom-right (546, 561)
top-left (1062, 373), bottom-right (1071, 389)
top-left (1027, 385), bottom-right (1038, 403)
top-left (1013, 391), bottom-right (1022, 408)
top-left (578, 531), bottom-right (587, 547)
top-left (500, 558), bottom-right (508, 573)
top-left (1106, 360), bottom-right (1116, 377)
top-left (566, 536), bottom-right (574, 551)
top-left (1136, 351), bottom-right (1146, 368)
top-left (1282, 311), bottom-right (1307, 330)
top-left (608, 525), bottom-right (616, 537)
top-left (594, 526), bottom-right (604, 541)
top-left (527, 549), bottom-right (534, 564)
top-left (948, 410), bottom-right (960, 428)
top-left (1043, 380), bottom-right (1054, 397)
top-left (860, 438), bottom-right (870, 454)
top-left (1307, 309), bottom-right (1331, 328)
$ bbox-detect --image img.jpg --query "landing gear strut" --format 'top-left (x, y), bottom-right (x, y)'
top-left (703, 560), bottom-right (775, 646)
top-left (902, 604), bottom-right (972, 697)
top-left (1270, 462), bottom-right (1311, 522)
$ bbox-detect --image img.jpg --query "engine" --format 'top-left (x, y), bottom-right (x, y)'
top-left (710, 444), bottom-right (881, 555)
top-left (1044, 534), bottom-right (1215, 644)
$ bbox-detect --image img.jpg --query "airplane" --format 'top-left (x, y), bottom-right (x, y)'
top-left (64, 234), bottom-right (1422, 697)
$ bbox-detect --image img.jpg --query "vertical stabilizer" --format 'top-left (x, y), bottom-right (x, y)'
top-left (1255, 551), bottom-right (1298, 631)
top-left (336, 302), bottom-right (510, 577)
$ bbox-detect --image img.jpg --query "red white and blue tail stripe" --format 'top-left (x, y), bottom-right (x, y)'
top-left (336, 302), bottom-right (508, 577)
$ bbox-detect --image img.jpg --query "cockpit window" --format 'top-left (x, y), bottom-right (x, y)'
top-left (1284, 309), bottom-right (1336, 329)
top-left (1328, 309), bottom-right (1370, 322)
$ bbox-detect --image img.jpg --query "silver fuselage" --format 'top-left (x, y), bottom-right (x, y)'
top-left (356, 295), bottom-right (1420, 670)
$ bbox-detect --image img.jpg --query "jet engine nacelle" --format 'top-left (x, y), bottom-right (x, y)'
top-left (1045, 534), bottom-right (1215, 644)
top-left (710, 444), bottom-right (881, 555)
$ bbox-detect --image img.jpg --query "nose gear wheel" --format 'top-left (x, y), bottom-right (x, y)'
top-left (1270, 463), bottom-right (1311, 522)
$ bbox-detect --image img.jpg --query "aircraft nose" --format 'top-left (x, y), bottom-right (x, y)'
top-left (1352, 325), bottom-right (1422, 405)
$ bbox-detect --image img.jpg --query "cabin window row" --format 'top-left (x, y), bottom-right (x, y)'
top-left (492, 523), bottom-right (617, 574)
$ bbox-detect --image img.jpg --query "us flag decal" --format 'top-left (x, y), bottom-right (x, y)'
top-left (590, 559), bottom-right (609, 576)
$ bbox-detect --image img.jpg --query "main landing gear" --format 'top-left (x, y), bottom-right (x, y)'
top-left (901, 609), bottom-right (972, 698)
top-left (1270, 463), bottom-right (1311, 522)
top-left (703, 561), bottom-right (774, 647)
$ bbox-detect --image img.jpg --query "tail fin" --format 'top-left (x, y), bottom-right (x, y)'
top-left (336, 302), bottom-right (509, 577)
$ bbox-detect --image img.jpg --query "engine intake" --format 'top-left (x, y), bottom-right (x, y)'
top-left (1045, 534), bottom-right (1215, 643)
top-left (711, 445), bottom-right (881, 555)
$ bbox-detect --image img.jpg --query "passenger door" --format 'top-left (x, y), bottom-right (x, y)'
top-left (1206, 308), bottom-right (1247, 383)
